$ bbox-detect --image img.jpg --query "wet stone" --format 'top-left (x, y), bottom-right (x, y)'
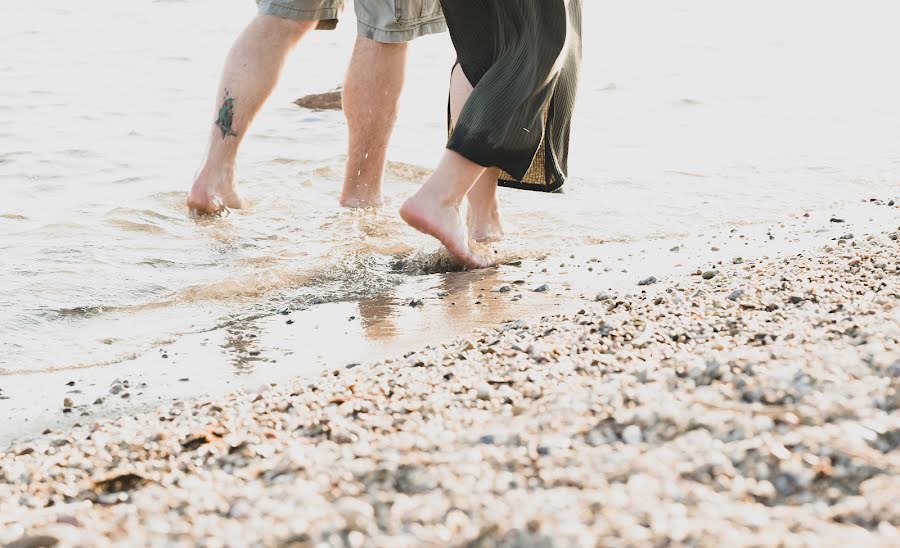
top-left (293, 88), bottom-right (342, 110)
top-left (5, 535), bottom-right (60, 548)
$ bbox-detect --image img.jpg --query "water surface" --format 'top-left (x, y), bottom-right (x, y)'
top-left (1, 0), bottom-right (898, 374)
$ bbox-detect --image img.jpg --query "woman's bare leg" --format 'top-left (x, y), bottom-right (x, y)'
top-left (466, 168), bottom-right (503, 242)
top-left (399, 150), bottom-right (488, 267)
top-left (399, 64), bottom-right (497, 266)
top-left (448, 63), bottom-right (504, 242)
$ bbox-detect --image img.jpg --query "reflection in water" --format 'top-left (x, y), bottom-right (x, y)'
top-left (221, 320), bottom-right (266, 373)
top-left (356, 295), bottom-right (400, 341)
top-left (437, 267), bottom-right (517, 327)
top-left (348, 265), bottom-right (526, 350)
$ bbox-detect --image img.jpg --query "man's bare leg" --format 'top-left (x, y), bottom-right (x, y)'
top-left (187, 15), bottom-right (317, 214)
top-left (340, 37), bottom-right (409, 208)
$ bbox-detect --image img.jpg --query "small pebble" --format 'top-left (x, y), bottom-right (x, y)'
top-left (622, 425), bottom-right (643, 444)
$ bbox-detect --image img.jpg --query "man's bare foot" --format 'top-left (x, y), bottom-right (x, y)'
top-left (466, 200), bottom-right (504, 243)
top-left (400, 192), bottom-right (490, 268)
top-left (186, 167), bottom-right (243, 215)
top-left (339, 187), bottom-right (384, 208)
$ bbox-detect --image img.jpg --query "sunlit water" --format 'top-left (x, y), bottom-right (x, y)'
top-left (1, 0), bottom-right (898, 374)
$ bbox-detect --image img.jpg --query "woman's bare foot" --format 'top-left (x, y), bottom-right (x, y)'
top-left (186, 166), bottom-right (243, 215)
top-left (400, 191), bottom-right (490, 268)
top-left (466, 200), bottom-right (504, 243)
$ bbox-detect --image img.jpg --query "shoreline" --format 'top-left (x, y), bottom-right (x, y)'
top-left (1, 207), bottom-right (898, 545)
top-left (2, 201), bottom-right (897, 447)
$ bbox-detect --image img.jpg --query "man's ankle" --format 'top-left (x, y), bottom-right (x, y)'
top-left (340, 184), bottom-right (383, 207)
top-left (197, 162), bottom-right (235, 180)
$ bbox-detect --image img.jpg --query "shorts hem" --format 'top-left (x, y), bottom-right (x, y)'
top-left (356, 18), bottom-right (447, 43)
top-left (257, 2), bottom-right (340, 23)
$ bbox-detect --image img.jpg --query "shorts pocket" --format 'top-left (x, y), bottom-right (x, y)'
top-left (394, 0), bottom-right (442, 23)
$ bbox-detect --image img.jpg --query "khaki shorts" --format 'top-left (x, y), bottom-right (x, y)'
top-left (256, 0), bottom-right (446, 43)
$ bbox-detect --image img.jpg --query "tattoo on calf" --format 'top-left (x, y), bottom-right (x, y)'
top-left (215, 89), bottom-right (237, 139)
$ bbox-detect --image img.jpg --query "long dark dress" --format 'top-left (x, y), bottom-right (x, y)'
top-left (441, 0), bottom-right (582, 192)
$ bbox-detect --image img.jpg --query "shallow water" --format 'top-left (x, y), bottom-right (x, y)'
top-left (1, 0), bottom-right (899, 374)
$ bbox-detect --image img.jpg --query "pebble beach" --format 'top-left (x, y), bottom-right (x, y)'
top-left (5, 2), bottom-right (900, 546)
top-left (2, 225), bottom-right (898, 547)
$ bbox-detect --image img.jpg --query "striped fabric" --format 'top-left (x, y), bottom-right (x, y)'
top-left (441, 0), bottom-right (582, 192)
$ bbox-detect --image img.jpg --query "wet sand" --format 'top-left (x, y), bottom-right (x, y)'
top-left (1, 204), bottom-right (898, 546)
top-left (2, 201), bottom-right (896, 447)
